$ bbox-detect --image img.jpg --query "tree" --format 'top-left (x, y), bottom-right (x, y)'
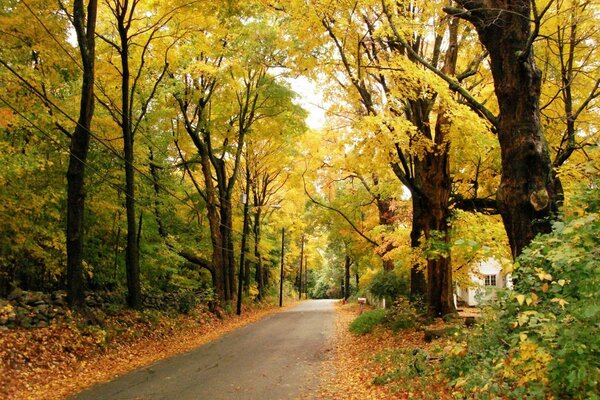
top-left (65, 0), bottom-right (98, 308)
top-left (172, 13), bottom-right (305, 302)
top-left (444, 0), bottom-right (562, 258)
top-left (294, 0), bottom-right (489, 315)
top-left (246, 136), bottom-right (294, 300)
top-left (96, 0), bottom-right (176, 307)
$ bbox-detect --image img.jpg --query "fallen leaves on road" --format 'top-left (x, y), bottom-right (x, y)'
top-left (310, 302), bottom-right (453, 399)
top-left (1, 303), bottom-right (285, 400)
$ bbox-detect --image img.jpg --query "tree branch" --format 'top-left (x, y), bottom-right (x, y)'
top-left (302, 171), bottom-right (379, 247)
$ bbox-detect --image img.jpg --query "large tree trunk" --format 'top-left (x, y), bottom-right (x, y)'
top-left (405, 120), bottom-right (454, 316)
top-left (409, 198), bottom-right (427, 303)
top-left (419, 142), bottom-right (454, 317)
top-left (449, 0), bottom-right (561, 258)
top-left (66, 0), bottom-right (97, 308)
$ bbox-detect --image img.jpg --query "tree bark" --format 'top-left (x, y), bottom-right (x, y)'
top-left (375, 197), bottom-right (397, 271)
top-left (66, 0), bottom-right (97, 308)
top-left (148, 148), bottom-right (167, 238)
top-left (344, 255), bottom-right (351, 300)
top-left (236, 166), bottom-right (251, 315)
top-left (448, 0), bottom-right (561, 258)
top-left (118, 15), bottom-right (141, 309)
top-left (253, 208), bottom-right (264, 301)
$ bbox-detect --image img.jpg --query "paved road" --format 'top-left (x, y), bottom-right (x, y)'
top-left (72, 299), bottom-right (336, 400)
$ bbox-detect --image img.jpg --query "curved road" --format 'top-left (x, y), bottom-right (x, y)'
top-left (72, 299), bottom-right (336, 400)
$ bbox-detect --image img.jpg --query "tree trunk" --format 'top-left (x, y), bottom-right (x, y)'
top-left (412, 149), bottom-right (454, 316)
top-left (376, 197), bottom-right (397, 271)
top-left (148, 148), bottom-right (167, 238)
top-left (244, 259), bottom-right (251, 297)
top-left (118, 17), bottom-right (141, 309)
top-left (253, 209), bottom-right (264, 301)
top-left (344, 255), bottom-right (351, 300)
top-left (409, 194), bottom-right (427, 304)
top-left (66, 0), bottom-right (97, 309)
top-left (219, 199), bottom-right (234, 302)
top-left (236, 168), bottom-right (251, 315)
top-left (450, 0), bottom-right (561, 258)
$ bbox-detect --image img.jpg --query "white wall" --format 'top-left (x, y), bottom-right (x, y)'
top-left (456, 258), bottom-right (508, 306)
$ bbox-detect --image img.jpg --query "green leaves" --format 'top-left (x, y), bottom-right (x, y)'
top-left (444, 180), bottom-right (600, 399)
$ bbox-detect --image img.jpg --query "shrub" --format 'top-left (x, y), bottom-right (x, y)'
top-left (385, 297), bottom-right (423, 332)
top-left (349, 309), bottom-right (387, 335)
top-left (367, 270), bottom-right (408, 304)
top-left (443, 181), bottom-right (600, 399)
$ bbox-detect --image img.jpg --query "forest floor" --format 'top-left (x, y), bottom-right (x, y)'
top-left (0, 301), bottom-right (290, 400)
top-left (314, 302), bottom-right (454, 399)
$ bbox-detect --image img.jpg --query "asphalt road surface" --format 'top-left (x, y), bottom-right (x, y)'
top-left (71, 299), bottom-right (337, 400)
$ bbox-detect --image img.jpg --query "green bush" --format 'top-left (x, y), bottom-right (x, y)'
top-left (385, 297), bottom-right (423, 332)
top-left (349, 309), bottom-right (387, 335)
top-left (443, 181), bottom-right (600, 399)
top-left (367, 270), bottom-right (408, 304)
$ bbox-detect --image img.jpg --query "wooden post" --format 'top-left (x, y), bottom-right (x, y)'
top-left (298, 235), bottom-right (304, 300)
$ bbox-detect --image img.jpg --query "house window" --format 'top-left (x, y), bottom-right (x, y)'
top-left (484, 274), bottom-right (497, 286)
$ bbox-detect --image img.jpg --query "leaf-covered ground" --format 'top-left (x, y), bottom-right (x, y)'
top-left (0, 304), bottom-right (284, 400)
top-left (312, 302), bottom-right (454, 399)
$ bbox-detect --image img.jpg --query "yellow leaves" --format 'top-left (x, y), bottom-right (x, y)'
top-left (519, 332), bottom-right (528, 342)
top-left (515, 292), bottom-right (540, 308)
top-left (0, 108), bottom-right (14, 128)
top-left (501, 337), bottom-right (553, 387)
top-left (535, 268), bottom-right (553, 281)
top-left (550, 298), bottom-right (569, 309)
top-left (184, 61), bottom-right (219, 79)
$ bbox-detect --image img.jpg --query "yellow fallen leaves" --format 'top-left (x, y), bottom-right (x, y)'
top-left (310, 303), bottom-right (452, 400)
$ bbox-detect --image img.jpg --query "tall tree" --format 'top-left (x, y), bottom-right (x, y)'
top-left (305, 0), bottom-right (478, 315)
top-left (97, 0), bottom-right (175, 307)
top-left (444, 0), bottom-right (562, 258)
top-left (66, 0), bottom-right (98, 308)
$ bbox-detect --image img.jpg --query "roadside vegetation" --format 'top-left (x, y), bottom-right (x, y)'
top-left (1, 0), bottom-right (599, 398)
top-left (337, 180), bottom-right (600, 399)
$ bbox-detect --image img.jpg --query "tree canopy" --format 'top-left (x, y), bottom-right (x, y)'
top-left (0, 0), bottom-right (598, 321)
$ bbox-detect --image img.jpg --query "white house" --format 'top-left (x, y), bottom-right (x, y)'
top-left (455, 258), bottom-right (510, 307)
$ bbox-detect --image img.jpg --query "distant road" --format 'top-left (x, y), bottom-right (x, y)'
top-left (71, 299), bottom-right (337, 400)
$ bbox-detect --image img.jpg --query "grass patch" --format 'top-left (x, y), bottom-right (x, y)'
top-left (349, 309), bottom-right (386, 335)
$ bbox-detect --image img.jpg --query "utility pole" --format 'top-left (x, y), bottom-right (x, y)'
top-left (304, 254), bottom-right (308, 299)
top-left (298, 235), bottom-right (304, 300)
top-left (279, 227), bottom-right (285, 307)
